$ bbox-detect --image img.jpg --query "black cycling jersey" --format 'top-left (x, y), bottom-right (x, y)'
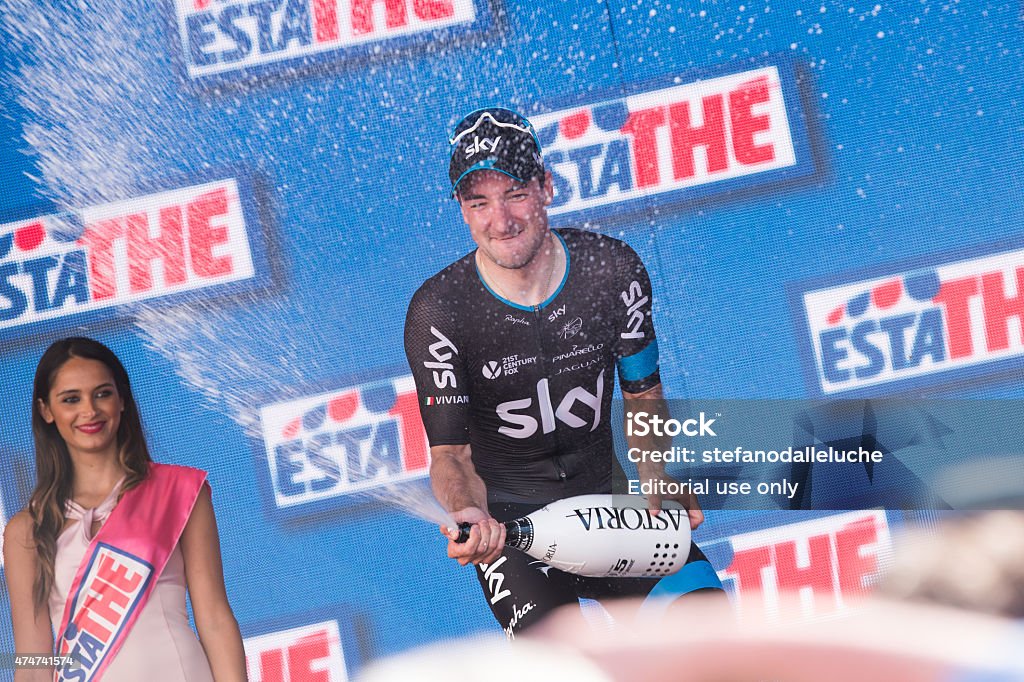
top-left (404, 228), bottom-right (661, 505)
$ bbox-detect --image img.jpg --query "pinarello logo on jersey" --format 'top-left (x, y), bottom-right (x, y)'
top-left (178, 0), bottom-right (483, 81)
top-left (56, 545), bottom-right (153, 681)
top-left (245, 619), bottom-right (348, 681)
top-left (796, 246), bottom-right (1024, 395)
top-left (0, 178), bottom-right (261, 341)
top-left (532, 63), bottom-right (810, 222)
top-left (258, 376), bottom-right (429, 515)
top-left (712, 511), bottom-right (892, 619)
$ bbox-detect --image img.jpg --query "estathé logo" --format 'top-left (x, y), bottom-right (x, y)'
top-left (531, 65), bottom-right (804, 219)
top-left (259, 376), bottom-right (430, 514)
top-left (244, 619), bottom-right (347, 681)
top-left (717, 511), bottom-right (892, 618)
top-left (799, 247), bottom-right (1024, 395)
top-left (0, 179), bottom-right (258, 339)
top-left (178, 0), bottom-right (479, 80)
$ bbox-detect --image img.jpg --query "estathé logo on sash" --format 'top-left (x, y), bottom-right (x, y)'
top-left (57, 545), bottom-right (153, 681)
top-left (797, 246), bottom-right (1024, 395)
top-left (178, 0), bottom-right (480, 80)
top-left (715, 511), bottom-right (892, 618)
top-left (258, 375), bottom-right (429, 515)
top-left (0, 178), bottom-right (261, 340)
top-left (532, 64), bottom-right (809, 222)
top-left (244, 620), bottom-right (348, 681)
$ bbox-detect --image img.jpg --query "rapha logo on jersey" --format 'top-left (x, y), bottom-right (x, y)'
top-left (496, 370), bottom-right (604, 439)
top-left (425, 326), bottom-right (459, 389)
top-left (177, 0), bottom-right (482, 81)
top-left (503, 601), bottom-right (535, 640)
top-left (531, 64), bottom-right (806, 221)
top-left (259, 376), bottom-right (429, 514)
top-left (464, 136), bottom-right (500, 157)
top-left (0, 179), bottom-right (261, 341)
top-left (560, 316), bottom-right (583, 339)
top-left (244, 619), bottom-right (347, 681)
top-left (56, 545), bottom-right (152, 681)
top-left (547, 304), bottom-right (566, 322)
top-left (715, 511), bottom-right (892, 617)
top-left (505, 313), bottom-right (530, 326)
top-left (797, 246), bottom-right (1024, 395)
top-left (482, 360), bottom-right (501, 380)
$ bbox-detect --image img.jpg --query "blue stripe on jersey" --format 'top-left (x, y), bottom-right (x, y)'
top-left (638, 559), bottom-right (725, 618)
top-left (618, 338), bottom-right (659, 382)
top-left (474, 230), bottom-right (571, 311)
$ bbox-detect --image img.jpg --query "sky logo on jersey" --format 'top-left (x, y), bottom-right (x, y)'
top-left (532, 63), bottom-right (809, 223)
top-left (0, 178), bottom-right (261, 341)
top-left (178, 0), bottom-right (481, 80)
top-left (797, 246), bottom-right (1024, 395)
top-left (712, 511), bottom-right (892, 619)
top-left (245, 619), bottom-right (348, 681)
top-left (259, 375), bottom-right (429, 515)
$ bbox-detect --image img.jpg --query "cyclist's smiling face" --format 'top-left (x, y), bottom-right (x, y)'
top-left (458, 170), bottom-right (553, 270)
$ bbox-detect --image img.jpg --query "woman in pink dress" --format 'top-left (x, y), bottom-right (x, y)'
top-left (3, 337), bottom-right (248, 681)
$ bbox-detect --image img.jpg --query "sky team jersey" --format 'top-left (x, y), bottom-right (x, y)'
top-left (404, 229), bottom-right (660, 504)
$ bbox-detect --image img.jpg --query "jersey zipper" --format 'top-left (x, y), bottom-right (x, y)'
top-left (533, 303), bottom-right (568, 483)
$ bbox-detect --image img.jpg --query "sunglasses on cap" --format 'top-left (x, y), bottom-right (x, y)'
top-left (448, 107), bottom-right (542, 152)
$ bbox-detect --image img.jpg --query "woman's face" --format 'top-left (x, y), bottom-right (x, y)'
top-left (39, 357), bottom-right (124, 459)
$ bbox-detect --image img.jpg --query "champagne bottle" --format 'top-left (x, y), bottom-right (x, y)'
top-left (457, 494), bottom-right (691, 578)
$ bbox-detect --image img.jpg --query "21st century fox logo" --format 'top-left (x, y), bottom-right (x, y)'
top-left (799, 246), bottom-right (1024, 395)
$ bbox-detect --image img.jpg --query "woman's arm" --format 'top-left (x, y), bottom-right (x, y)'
top-left (180, 485), bottom-right (248, 681)
top-left (3, 511), bottom-right (56, 682)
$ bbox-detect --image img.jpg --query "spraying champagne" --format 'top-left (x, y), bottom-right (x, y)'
top-left (456, 494), bottom-right (691, 578)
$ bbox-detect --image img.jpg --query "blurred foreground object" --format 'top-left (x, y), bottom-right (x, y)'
top-left (359, 595), bottom-right (1022, 681)
top-left (358, 636), bottom-right (613, 682)
top-left (879, 511), bottom-right (1024, 618)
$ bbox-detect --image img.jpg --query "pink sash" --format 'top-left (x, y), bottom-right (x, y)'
top-left (54, 463), bottom-right (207, 681)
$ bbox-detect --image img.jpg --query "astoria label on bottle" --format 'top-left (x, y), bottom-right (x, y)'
top-left (457, 495), bottom-right (691, 578)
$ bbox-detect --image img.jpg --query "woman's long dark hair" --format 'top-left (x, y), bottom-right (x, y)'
top-left (29, 337), bottom-right (152, 611)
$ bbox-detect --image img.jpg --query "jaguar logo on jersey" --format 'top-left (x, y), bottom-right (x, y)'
top-left (797, 246), bottom-right (1024, 395)
top-left (714, 511), bottom-right (892, 619)
top-left (532, 63), bottom-right (809, 222)
top-left (258, 375), bottom-right (429, 515)
top-left (178, 0), bottom-right (482, 80)
top-left (56, 546), bottom-right (152, 681)
top-left (244, 619), bottom-right (348, 681)
top-left (0, 178), bottom-right (262, 341)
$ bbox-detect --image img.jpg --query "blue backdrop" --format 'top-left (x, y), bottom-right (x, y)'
top-left (2, 0), bottom-right (1021, 679)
